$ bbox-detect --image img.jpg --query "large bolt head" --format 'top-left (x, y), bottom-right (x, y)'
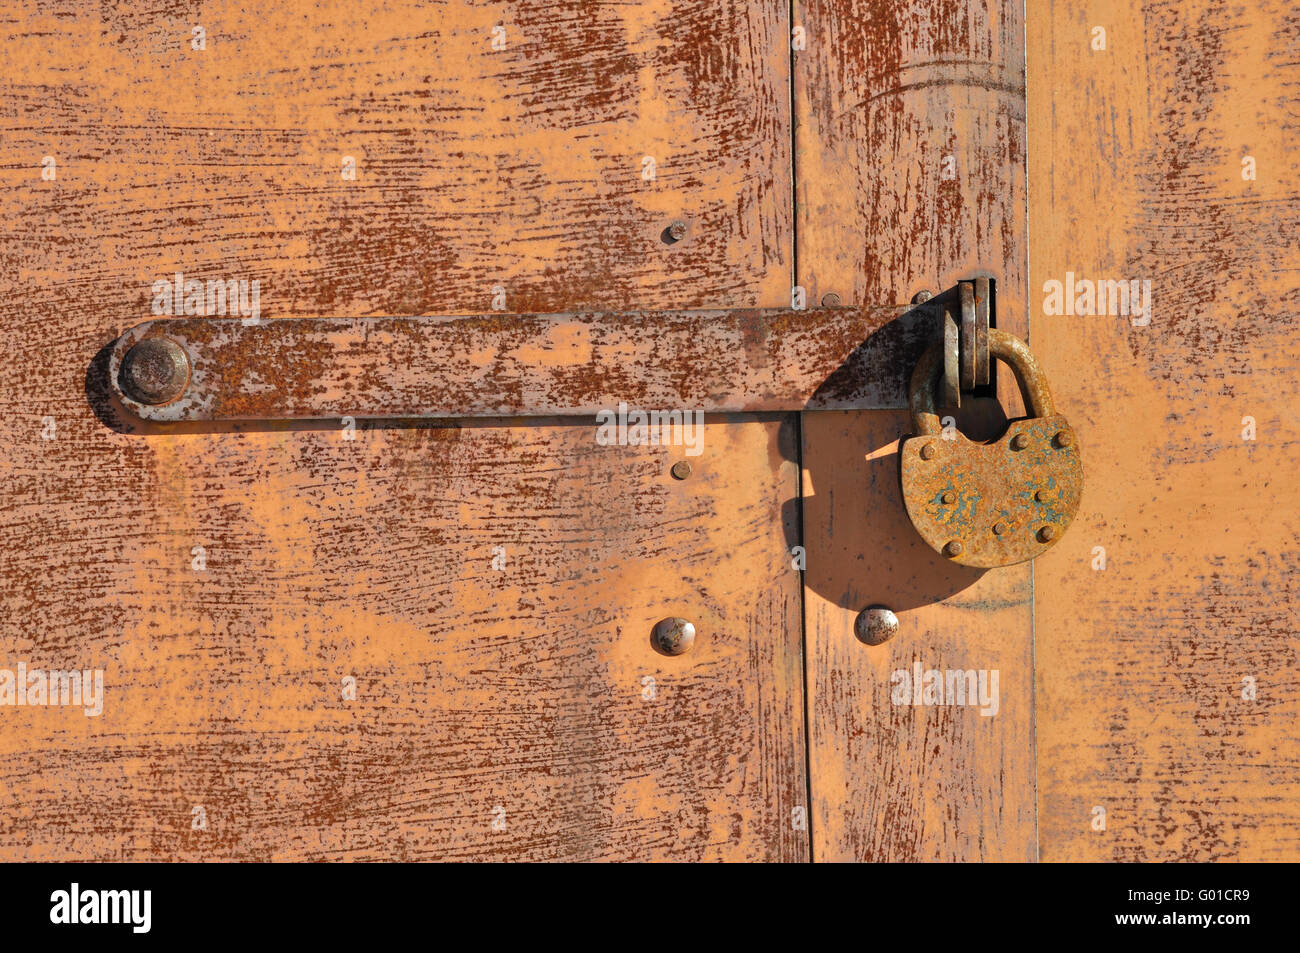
top-left (855, 606), bottom-right (899, 646)
top-left (651, 617), bottom-right (697, 656)
top-left (120, 337), bottom-right (191, 405)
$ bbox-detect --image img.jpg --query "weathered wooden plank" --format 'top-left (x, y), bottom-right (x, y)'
top-left (802, 410), bottom-right (1034, 860)
top-left (0, 0), bottom-right (792, 316)
top-left (0, 418), bottom-right (809, 861)
top-left (106, 306), bottom-right (933, 424)
top-left (794, 0), bottom-right (1035, 860)
top-left (0, 0), bottom-right (807, 860)
top-left (1030, 0), bottom-right (1300, 861)
top-left (793, 0), bottom-right (1028, 326)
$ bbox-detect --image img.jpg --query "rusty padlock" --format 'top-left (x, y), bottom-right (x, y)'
top-left (900, 328), bottom-right (1082, 568)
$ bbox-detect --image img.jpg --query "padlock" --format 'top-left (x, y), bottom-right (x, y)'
top-left (900, 328), bottom-right (1082, 568)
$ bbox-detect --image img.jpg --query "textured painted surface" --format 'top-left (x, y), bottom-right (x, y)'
top-left (801, 411), bottom-right (1034, 860)
top-left (0, 418), bottom-right (809, 861)
top-left (107, 306), bottom-right (933, 423)
top-left (0, 1), bottom-right (808, 860)
top-left (14, 0), bottom-right (1289, 866)
top-left (0, 0), bottom-right (792, 315)
top-left (1030, 0), bottom-right (1300, 861)
top-left (795, 0), bottom-right (1035, 860)
top-left (793, 0), bottom-right (1028, 315)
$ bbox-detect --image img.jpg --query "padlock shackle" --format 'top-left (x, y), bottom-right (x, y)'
top-left (909, 328), bottom-right (1056, 435)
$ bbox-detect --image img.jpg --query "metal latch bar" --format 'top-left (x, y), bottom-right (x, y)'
top-left (106, 305), bottom-right (934, 424)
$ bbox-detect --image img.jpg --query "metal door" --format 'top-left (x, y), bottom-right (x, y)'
top-left (2, 0), bottom-right (1295, 863)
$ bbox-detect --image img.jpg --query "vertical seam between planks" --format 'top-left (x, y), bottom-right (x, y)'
top-left (788, 0), bottom-right (814, 864)
top-left (1023, 0), bottom-right (1040, 865)
top-left (795, 412), bottom-right (815, 863)
top-left (790, 413), bottom-right (811, 858)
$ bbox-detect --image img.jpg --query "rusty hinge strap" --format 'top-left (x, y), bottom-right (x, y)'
top-left (105, 305), bottom-right (934, 424)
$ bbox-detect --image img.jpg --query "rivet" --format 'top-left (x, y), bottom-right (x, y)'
top-left (854, 606), bottom-right (899, 646)
top-left (1010, 433), bottom-right (1029, 451)
top-left (651, 617), bottom-right (696, 656)
top-left (820, 292), bottom-right (842, 307)
top-left (941, 491), bottom-right (956, 504)
top-left (1054, 430), bottom-right (1074, 448)
top-left (670, 460), bottom-right (692, 480)
top-left (1037, 525), bottom-right (1057, 543)
top-left (993, 522), bottom-right (1007, 536)
top-left (912, 290), bottom-right (933, 304)
top-left (1035, 489), bottom-right (1049, 502)
top-left (663, 220), bottom-right (688, 244)
top-left (943, 540), bottom-right (964, 557)
top-left (920, 442), bottom-right (937, 460)
top-left (120, 336), bottom-right (191, 405)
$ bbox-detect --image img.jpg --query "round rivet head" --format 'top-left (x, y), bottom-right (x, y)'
top-left (912, 290), bottom-right (933, 304)
top-left (1037, 525), bottom-right (1057, 543)
top-left (1010, 433), bottom-right (1029, 451)
top-left (941, 491), bottom-right (956, 504)
top-left (943, 540), bottom-right (964, 558)
top-left (920, 442), bottom-right (937, 460)
top-left (820, 292), bottom-right (842, 307)
top-left (670, 460), bottom-right (692, 480)
top-left (120, 337), bottom-right (190, 405)
top-left (1035, 489), bottom-right (1049, 502)
top-left (663, 220), bottom-right (688, 244)
top-left (855, 606), bottom-right (898, 646)
top-left (993, 521), bottom-right (1007, 536)
top-left (1053, 430), bottom-right (1074, 448)
top-left (651, 617), bottom-right (696, 656)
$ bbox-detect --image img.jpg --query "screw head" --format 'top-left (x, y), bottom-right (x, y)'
top-left (943, 540), bottom-right (964, 558)
top-left (855, 606), bottom-right (899, 646)
top-left (920, 442), bottom-right (937, 460)
top-left (1010, 433), bottom-right (1029, 451)
top-left (120, 337), bottom-right (191, 405)
top-left (1053, 430), bottom-right (1074, 448)
top-left (912, 290), bottom-right (933, 304)
top-left (820, 292), bottom-right (842, 307)
top-left (1037, 525), bottom-right (1057, 543)
top-left (664, 220), bottom-right (688, 244)
top-left (651, 617), bottom-right (696, 656)
top-left (670, 460), bottom-right (692, 480)
top-left (941, 491), bottom-right (956, 504)
top-left (993, 521), bottom-right (1007, 536)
